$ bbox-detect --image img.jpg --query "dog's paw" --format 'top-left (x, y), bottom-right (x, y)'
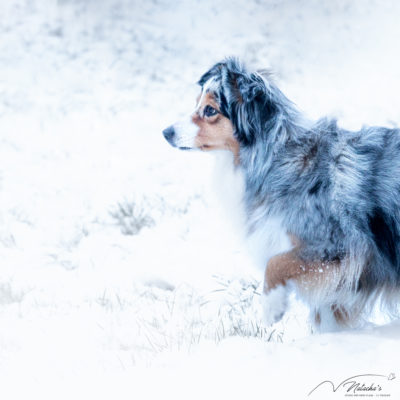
top-left (260, 285), bottom-right (288, 326)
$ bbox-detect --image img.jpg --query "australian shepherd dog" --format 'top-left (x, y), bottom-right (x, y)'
top-left (162, 57), bottom-right (400, 331)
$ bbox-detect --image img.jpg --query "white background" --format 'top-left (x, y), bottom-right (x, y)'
top-left (0, 1), bottom-right (399, 398)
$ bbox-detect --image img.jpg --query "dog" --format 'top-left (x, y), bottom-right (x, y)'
top-left (162, 57), bottom-right (400, 331)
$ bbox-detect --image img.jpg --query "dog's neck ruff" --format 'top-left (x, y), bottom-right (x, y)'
top-left (239, 112), bottom-right (307, 209)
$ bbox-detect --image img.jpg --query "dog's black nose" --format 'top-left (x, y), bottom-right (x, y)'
top-left (163, 126), bottom-right (175, 142)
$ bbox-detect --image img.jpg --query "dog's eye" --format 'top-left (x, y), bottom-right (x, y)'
top-left (203, 105), bottom-right (218, 118)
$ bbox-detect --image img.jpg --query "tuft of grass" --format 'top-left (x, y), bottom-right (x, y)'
top-left (0, 282), bottom-right (25, 305)
top-left (110, 199), bottom-right (155, 235)
top-left (91, 279), bottom-right (285, 363)
top-left (208, 275), bottom-right (284, 342)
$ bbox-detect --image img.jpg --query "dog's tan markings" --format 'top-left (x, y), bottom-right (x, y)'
top-left (264, 245), bottom-right (351, 325)
top-left (231, 79), bottom-right (243, 104)
top-left (288, 233), bottom-right (302, 247)
top-left (264, 249), bottom-right (340, 290)
top-left (331, 305), bottom-right (349, 324)
top-left (314, 305), bottom-right (349, 327)
top-left (192, 91), bottom-right (240, 163)
top-left (300, 142), bottom-right (319, 172)
top-left (314, 311), bottom-right (321, 325)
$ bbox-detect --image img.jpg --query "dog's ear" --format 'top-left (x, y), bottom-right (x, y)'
top-left (198, 62), bottom-right (225, 87)
top-left (221, 59), bottom-right (276, 146)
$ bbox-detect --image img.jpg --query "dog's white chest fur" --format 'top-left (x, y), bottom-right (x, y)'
top-left (211, 151), bottom-right (291, 271)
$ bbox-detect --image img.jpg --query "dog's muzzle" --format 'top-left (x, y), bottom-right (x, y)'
top-left (162, 124), bottom-right (193, 150)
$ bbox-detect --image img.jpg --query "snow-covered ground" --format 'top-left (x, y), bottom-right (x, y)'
top-left (1, 0), bottom-right (400, 398)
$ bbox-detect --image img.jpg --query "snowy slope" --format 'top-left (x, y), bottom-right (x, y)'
top-left (0, 0), bottom-right (400, 399)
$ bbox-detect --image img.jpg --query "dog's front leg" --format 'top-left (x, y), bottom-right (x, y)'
top-left (262, 249), bottom-right (340, 325)
top-left (261, 250), bottom-right (300, 325)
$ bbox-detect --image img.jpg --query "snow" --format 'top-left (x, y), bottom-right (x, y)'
top-left (0, 0), bottom-right (400, 399)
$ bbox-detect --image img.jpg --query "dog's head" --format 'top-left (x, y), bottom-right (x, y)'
top-left (162, 58), bottom-right (279, 160)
